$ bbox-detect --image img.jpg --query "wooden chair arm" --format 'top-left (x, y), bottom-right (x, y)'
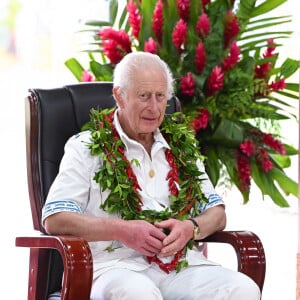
top-left (201, 230), bottom-right (266, 292)
top-left (16, 235), bottom-right (93, 300)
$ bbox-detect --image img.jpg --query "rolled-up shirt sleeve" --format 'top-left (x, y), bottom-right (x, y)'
top-left (41, 131), bottom-right (96, 224)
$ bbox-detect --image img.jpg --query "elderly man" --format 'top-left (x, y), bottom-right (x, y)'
top-left (43, 52), bottom-right (260, 300)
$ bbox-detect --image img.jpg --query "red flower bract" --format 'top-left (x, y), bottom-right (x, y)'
top-left (262, 132), bottom-right (286, 155)
top-left (180, 72), bottom-right (196, 96)
top-left (127, 1), bottom-right (142, 39)
top-left (192, 108), bottom-right (210, 131)
top-left (263, 39), bottom-right (276, 58)
top-left (195, 42), bottom-right (206, 74)
top-left (144, 37), bottom-right (158, 54)
top-left (177, 0), bottom-right (190, 22)
top-left (206, 66), bottom-right (224, 96)
top-left (196, 12), bottom-right (210, 40)
top-left (237, 153), bottom-right (251, 192)
top-left (98, 28), bottom-right (132, 64)
top-left (152, 0), bottom-right (164, 44)
top-left (172, 19), bottom-right (188, 53)
top-left (224, 11), bottom-right (240, 49)
top-left (240, 141), bottom-right (255, 157)
top-left (256, 149), bottom-right (273, 173)
top-left (269, 78), bottom-right (286, 92)
top-left (222, 41), bottom-right (240, 72)
top-left (81, 70), bottom-right (94, 82)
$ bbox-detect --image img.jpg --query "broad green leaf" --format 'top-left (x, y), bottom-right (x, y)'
top-left (269, 167), bottom-right (298, 197)
top-left (204, 148), bottom-right (221, 186)
top-left (90, 61), bottom-right (113, 81)
top-left (251, 0), bottom-right (288, 18)
top-left (270, 153), bottom-right (291, 168)
top-left (210, 119), bottom-right (244, 146)
top-left (64, 58), bottom-right (84, 81)
top-left (279, 58), bottom-right (300, 78)
top-left (252, 163), bottom-right (290, 207)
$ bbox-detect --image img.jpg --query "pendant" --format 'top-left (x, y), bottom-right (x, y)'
top-left (148, 169), bottom-right (155, 178)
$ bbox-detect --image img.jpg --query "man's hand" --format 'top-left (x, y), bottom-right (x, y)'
top-left (119, 220), bottom-right (167, 256)
top-left (155, 219), bottom-right (193, 257)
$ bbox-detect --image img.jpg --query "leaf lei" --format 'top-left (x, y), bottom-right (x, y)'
top-left (87, 107), bottom-right (208, 272)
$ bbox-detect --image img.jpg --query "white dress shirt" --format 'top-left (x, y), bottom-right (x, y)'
top-left (42, 110), bottom-right (224, 280)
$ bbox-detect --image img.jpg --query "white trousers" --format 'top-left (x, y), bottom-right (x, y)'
top-left (89, 264), bottom-right (261, 300)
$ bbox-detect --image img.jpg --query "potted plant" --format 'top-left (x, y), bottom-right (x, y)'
top-left (66, 0), bottom-right (299, 207)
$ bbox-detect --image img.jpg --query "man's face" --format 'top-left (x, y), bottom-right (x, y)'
top-left (117, 68), bottom-right (168, 140)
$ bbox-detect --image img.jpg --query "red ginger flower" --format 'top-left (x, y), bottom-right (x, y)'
top-left (192, 108), bottom-right (210, 132)
top-left (255, 39), bottom-right (276, 80)
top-left (224, 11), bottom-right (240, 49)
top-left (102, 40), bottom-right (123, 65)
top-left (269, 78), bottom-right (286, 92)
top-left (180, 72), bottom-right (196, 96)
top-left (206, 66), bottom-right (224, 96)
top-left (127, 1), bottom-right (142, 39)
top-left (99, 28), bottom-right (131, 52)
top-left (177, 0), bottom-right (190, 22)
top-left (263, 39), bottom-right (276, 58)
top-left (152, 0), bottom-right (163, 44)
top-left (195, 42), bottom-right (206, 74)
top-left (237, 153), bottom-right (251, 192)
top-left (240, 141), bottom-right (255, 157)
top-left (99, 28), bottom-right (132, 64)
top-left (144, 37), bottom-right (158, 54)
top-left (254, 62), bottom-right (272, 80)
top-left (196, 12), bottom-right (210, 40)
top-left (256, 149), bottom-right (273, 172)
top-left (262, 132), bottom-right (286, 155)
top-left (81, 70), bottom-right (94, 82)
top-left (172, 19), bottom-right (188, 53)
top-left (222, 40), bottom-right (240, 72)
top-left (251, 129), bottom-right (286, 155)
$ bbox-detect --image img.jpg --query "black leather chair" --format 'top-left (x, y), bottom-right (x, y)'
top-left (16, 82), bottom-right (266, 299)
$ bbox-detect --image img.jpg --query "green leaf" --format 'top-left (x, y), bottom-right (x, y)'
top-left (210, 119), bottom-right (244, 146)
top-left (109, 0), bottom-right (119, 24)
top-left (252, 163), bottom-right (290, 207)
top-left (251, 0), bottom-right (288, 18)
top-left (270, 153), bottom-right (291, 168)
top-left (269, 167), bottom-right (298, 197)
top-left (64, 58), bottom-right (84, 81)
top-left (84, 20), bottom-right (112, 27)
top-left (279, 58), bottom-right (300, 78)
top-left (204, 148), bottom-right (221, 186)
top-left (90, 61), bottom-right (113, 81)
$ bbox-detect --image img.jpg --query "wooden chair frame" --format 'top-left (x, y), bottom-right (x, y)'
top-left (16, 83), bottom-right (266, 299)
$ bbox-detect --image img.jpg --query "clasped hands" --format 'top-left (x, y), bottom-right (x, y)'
top-left (121, 219), bottom-right (194, 257)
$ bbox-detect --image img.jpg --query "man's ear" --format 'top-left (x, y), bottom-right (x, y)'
top-left (113, 86), bottom-right (124, 109)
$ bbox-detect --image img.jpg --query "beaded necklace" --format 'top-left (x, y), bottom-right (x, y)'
top-left (88, 108), bottom-right (207, 272)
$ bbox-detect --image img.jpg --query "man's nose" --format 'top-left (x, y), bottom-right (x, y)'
top-left (148, 94), bottom-right (159, 110)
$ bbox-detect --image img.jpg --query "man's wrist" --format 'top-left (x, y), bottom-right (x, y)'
top-left (187, 218), bottom-right (200, 240)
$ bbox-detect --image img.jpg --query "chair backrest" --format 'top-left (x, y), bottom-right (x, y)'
top-left (25, 82), bottom-right (181, 296)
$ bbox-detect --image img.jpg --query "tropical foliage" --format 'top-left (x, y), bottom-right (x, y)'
top-left (65, 0), bottom-right (299, 207)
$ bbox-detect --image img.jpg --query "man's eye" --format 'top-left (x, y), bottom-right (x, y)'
top-left (156, 93), bottom-right (165, 100)
top-left (139, 92), bottom-right (148, 99)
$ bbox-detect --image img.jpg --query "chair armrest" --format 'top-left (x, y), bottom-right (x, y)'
top-left (16, 235), bottom-right (93, 300)
top-left (200, 230), bottom-right (266, 292)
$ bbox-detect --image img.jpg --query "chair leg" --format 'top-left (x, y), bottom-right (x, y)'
top-left (27, 248), bottom-right (49, 300)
